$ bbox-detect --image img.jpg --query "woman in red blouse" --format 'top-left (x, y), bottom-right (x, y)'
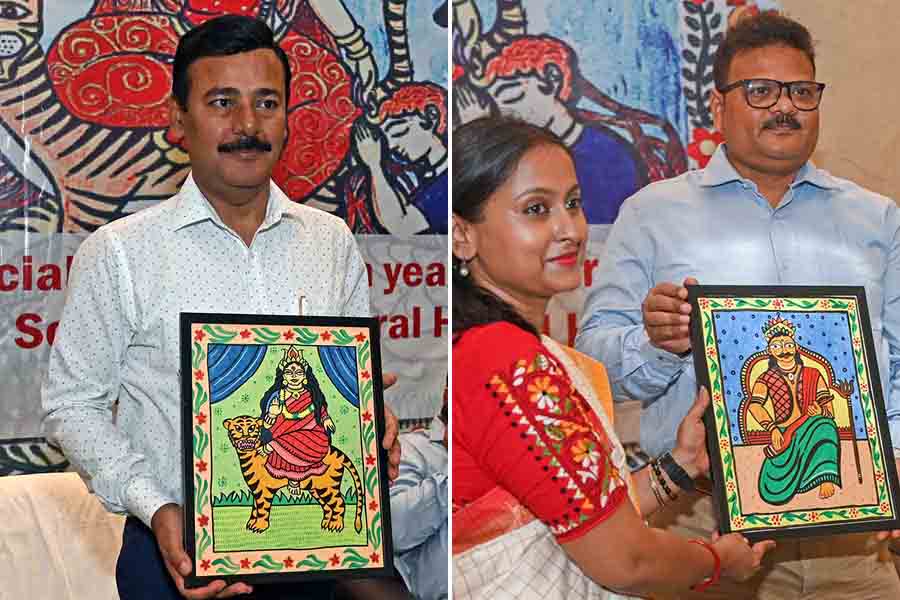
top-left (451, 116), bottom-right (775, 599)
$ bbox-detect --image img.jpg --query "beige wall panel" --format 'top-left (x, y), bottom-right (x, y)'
top-left (780, 0), bottom-right (900, 201)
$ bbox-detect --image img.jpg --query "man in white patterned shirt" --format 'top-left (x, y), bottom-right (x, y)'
top-left (41, 15), bottom-right (401, 600)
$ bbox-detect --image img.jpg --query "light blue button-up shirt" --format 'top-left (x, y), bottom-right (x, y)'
top-left (390, 416), bottom-right (448, 600)
top-left (42, 174), bottom-right (369, 527)
top-left (577, 145), bottom-right (900, 458)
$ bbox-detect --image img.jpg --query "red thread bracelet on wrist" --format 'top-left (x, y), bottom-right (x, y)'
top-left (688, 539), bottom-right (721, 592)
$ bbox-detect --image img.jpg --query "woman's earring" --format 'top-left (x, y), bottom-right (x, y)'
top-left (459, 260), bottom-right (470, 278)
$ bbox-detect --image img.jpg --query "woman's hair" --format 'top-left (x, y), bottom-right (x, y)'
top-left (377, 83), bottom-right (449, 136)
top-left (452, 115), bottom-right (573, 337)
top-left (483, 35), bottom-right (578, 102)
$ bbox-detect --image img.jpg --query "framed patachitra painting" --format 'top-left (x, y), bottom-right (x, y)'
top-left (180, 313), bottom-right (392, 587)
top-left (688, 286), bottom-right (900, 542)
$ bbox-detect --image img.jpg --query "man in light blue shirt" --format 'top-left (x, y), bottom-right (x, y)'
top-left (390, 398), bottom-right (448, 600)
top-left (577, 13), bottom-right (900, 600)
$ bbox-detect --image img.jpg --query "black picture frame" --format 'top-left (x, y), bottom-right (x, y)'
top-left (180, 313), bottom-right (393, 587)
top-left (688, 285), bottom-right (900, 542)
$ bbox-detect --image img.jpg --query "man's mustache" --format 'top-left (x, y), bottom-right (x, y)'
top-left (777, 352), bottom-right (793, 358)
top-left (218, 136), bottom-right (272, 153)
top-left (763, 113), bottom-right (801, 130)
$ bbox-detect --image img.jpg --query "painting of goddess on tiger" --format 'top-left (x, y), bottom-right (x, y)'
top-left (183, 316), bottom-right (389, 571)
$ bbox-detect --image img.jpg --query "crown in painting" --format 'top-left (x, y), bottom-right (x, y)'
top-left (279, 345), bottom-right (308, 370)
top-left (763, 316), bottom-right (796, 341)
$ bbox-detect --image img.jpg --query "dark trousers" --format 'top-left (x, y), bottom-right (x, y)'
top-left (116, 517), bottom-right (335, 600)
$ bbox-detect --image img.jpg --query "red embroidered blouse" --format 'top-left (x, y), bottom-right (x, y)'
top-left (453, 322), bottom-right (628, 543)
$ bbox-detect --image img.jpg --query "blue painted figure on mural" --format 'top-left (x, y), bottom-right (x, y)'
top-left (349, 82), bottom-right (448, 235)
top-left (452, 0), bottom-right (687, 225)
top-left (343, 0), bottom-right (448, 235)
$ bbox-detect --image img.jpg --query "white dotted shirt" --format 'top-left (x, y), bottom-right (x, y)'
top-left (41, 174), bottom-right (370, 527)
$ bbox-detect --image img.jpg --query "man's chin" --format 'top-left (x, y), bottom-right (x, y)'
top-left (221, 166), bottom-right (275, 188)
top-left (758, 145), bottom-right (814, 168)
top-left (225, 178), bottom-right (270, 190)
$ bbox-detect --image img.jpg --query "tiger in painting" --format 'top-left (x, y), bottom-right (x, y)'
top-left (223, 415), bottom-right (364, 534)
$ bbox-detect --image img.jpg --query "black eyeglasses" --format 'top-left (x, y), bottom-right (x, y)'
top-left (717, 78), bottom-right (826, 111)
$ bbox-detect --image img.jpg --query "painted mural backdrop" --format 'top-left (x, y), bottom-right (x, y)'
top-left (0, 0), bottom-right (448, 475)
top-left (452, 0), bottom-right (780, 345)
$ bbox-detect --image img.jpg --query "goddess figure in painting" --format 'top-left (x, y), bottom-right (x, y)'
top-left (744, 317), bottom-right (842, 505)
top-left (259, 346), bottom-right (336, 494)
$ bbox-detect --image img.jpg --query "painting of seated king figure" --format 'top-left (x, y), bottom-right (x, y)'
top-left (742, 316), bottom-right (853, 509)
top-left (689, 287), bottom-right (900, 541)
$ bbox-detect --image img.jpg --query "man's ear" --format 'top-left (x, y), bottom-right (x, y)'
top-left (711, 89), bottom-right (725, 133)
top-left (168, 95), bottom-right (186, 141)
top-left (452, 214), bottom-right (477, 263)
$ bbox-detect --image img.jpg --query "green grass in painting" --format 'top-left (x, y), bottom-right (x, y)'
top-left (212, 505), bottom-right (367, 552)
top-left (213, 488), bottom-right (358, 507)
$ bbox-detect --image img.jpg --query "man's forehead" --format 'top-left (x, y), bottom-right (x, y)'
top-left (187, 49), bottom-right (285, 93)
top-left (729, 44), bottom-right (815, 80)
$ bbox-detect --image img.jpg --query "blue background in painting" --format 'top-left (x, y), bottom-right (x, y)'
top-left (472, 0), bottom-right (686, 140)
top-left (713, 310), bottom-right (867, 443)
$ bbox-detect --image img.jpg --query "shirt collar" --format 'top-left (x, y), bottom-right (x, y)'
top-left (792, 159), bottom-right (837, 190)
top-left (170, 173), bottom-right (298, 232)
top-left (699, 144), bottom-right (838, 191)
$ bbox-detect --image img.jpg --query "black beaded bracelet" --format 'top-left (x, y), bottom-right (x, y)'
top-left (651, 459), bottom-right (678, 501)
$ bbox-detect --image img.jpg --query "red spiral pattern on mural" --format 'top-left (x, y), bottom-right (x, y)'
top-left (47, 15), bottom-right (179, 128)
top-left (273, 32), bottom-right (360, 200)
